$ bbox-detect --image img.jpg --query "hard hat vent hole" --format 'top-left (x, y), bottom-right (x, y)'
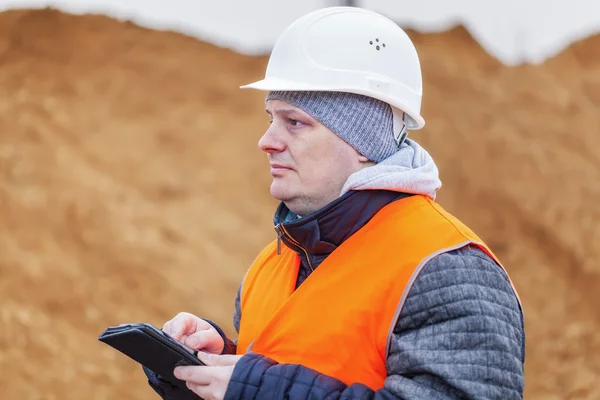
top-left (369, 39), bottom-right (386, 50)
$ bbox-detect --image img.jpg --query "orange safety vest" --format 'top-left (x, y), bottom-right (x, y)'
top-left (236, 195), bottom-right (521, 390)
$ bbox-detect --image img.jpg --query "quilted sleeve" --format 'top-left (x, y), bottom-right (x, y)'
top-left (383, 245), bottom-right (525, 399)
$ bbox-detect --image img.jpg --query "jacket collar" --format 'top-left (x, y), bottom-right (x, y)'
top-left (273, 190), bottom-right (411, 258)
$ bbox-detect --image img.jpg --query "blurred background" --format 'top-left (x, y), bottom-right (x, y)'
top-left (0, 1), bottom-right (598, 399)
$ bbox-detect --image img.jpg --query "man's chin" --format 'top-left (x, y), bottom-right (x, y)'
top-left (270, 182), bottom-right (296, 203)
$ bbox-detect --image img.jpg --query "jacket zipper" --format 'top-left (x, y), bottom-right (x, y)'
top-left (275, 224), bottom-right (314, 271)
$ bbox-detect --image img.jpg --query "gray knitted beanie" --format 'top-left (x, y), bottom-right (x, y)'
top-left (265, 90), bottom-right (400, 163)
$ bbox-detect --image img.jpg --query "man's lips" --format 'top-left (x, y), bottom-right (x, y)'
top-left (270, 163), bottom-right (293, 170)
top-left (270, 163), bottom-right (294, 175)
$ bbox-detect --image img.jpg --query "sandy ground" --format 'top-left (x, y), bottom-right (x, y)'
top-left (0, 9), bottom-right (598, 400)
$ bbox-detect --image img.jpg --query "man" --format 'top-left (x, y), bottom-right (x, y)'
top-left (144, 6), bottom-right (525, 400)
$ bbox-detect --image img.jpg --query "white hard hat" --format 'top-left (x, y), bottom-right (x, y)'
top-left (241, 6), bottom-right (425, 131)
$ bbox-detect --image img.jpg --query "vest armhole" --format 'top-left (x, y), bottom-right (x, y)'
top-left (471, 244), bottom-right (525, 317)
top-left (384, 240), bottom-right (473, 360)
top-left (426, 198), bottom-right (524, 311)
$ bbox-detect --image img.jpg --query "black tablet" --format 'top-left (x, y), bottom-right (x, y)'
top-left (98, 323), bottom-right (204, 385)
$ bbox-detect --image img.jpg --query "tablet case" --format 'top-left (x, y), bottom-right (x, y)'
top-left (98, 323), bottom-right (204, 386)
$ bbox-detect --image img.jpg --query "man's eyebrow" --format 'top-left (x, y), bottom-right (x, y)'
top-left (265, 108), bottom-right (303, 117)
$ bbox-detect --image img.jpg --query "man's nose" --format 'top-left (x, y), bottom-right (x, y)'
top-left (258, 125), bottom-right (286, 154)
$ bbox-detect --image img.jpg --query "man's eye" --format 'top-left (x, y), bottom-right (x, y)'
top-left (267, 119), bottom-right (273, 125)
top-left (289, 119), bottom-right (302, 127)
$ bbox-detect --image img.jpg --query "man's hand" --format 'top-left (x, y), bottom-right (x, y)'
top-left (174, 352), bottom-right (243, 400)
top-left (162, 312), bottom-right (224, 354)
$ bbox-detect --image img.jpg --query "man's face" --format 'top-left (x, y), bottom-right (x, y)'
top-left (259, 99), bottom-right (372, 216)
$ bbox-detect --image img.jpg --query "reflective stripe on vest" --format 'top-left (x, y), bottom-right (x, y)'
top-left (236, 195), bottom-right (521, 390)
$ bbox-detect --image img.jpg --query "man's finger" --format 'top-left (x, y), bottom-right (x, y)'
top-left (187, 382), bottom-right (215, 400)
top-left (169, 319), bottom-right (188, 340)
top-left (162, 321), bottom-right (171, 335)
top-left (184, 330), bottom-right (223, 352)
top-left (174, 365), bottom-right (213, 385)
top-left (198, 352), bottom-right (242, 366)
top-left (167, 313), bottom-right (198, 340)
